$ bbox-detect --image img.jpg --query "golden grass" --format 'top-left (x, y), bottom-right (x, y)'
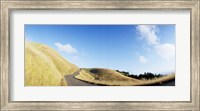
top-left (75, 68), bottom-right (175, 86)
top-left (75, 69), bottom-right (95, 81)
top-left (139, 74), bottom-right (175, 86)
top-left (25, 41), bottom-right (174, 86)
top-left (25, 42), bottom-right (78, 86)
top-left (75, 68), bottom-right (143, 86)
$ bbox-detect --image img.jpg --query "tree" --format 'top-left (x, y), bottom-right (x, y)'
top-left (116, 70), bottom-right (164, 80)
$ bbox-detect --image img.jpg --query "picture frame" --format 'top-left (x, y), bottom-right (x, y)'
top-left (0, 0), bottom-right (199, 110)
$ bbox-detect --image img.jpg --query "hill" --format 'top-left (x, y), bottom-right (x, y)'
top-left (75, 68), bottom-right (175, 86)
top-left (75, 68), bottom-right (143, 86)
top-left (25, 42), bottom-right (78, 86)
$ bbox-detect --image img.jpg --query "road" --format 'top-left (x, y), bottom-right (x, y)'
top-left (64, 70), bottom-right (97, 86)
top-left (151, 79), bottom-right (175, 86)
top-left (65, 70), bottom-right (175, 86)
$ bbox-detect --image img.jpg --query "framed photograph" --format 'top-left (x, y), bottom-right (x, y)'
top-left (1, 0), bottom-right (199, 110)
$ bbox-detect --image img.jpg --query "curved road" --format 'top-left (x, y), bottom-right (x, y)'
top-left (64, 70), bottom-right (97, 86)
top-left (64, 70), bottom-right (175, 86)
top-left (151, 79), bottom-right (175, 86)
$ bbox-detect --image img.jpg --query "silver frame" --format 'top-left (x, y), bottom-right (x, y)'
top-left (1, 0), bottom-right (199, 110)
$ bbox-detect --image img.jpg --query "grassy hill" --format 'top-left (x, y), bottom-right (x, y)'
top-left (75, 68), bottom-right (175, 86)
top-left (25, 42), bottom-right (78, 86)
top-left (75, 68), bottom-right (143, 86)
top-left (25, 42), bottom-right (174, 86)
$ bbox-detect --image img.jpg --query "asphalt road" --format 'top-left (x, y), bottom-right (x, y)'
top-left (151, 79), bottom-right (175, 86)
top-left (64, 70), bottom-right (97, 86)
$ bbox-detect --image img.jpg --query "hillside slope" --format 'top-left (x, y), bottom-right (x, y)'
top-left (75, 68), bottom-right (143, 86)
top-left (75, 68), bottom-right (175, 86)
top-left (25, 42), bottom-right (78, 86)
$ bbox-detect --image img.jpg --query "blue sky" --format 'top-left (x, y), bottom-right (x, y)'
top-left (25, 25), bottom-right (175, 75)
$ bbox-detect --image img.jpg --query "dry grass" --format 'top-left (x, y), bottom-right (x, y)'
top-left (75, 68), bottom-right (143, 86)
top-left (25, 41), bottom-right (174, 86)
top-left (25, 42), bottom-right (78, 86)
top-left (138, 74), bottom-right (175, 86)
top-left (75, 69), bottom-right (95, 81)
top-left (75, 68), bottom-right (175, 86)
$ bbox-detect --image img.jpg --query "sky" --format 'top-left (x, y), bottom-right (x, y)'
top-left (25, 25), bottom-right (175, 75)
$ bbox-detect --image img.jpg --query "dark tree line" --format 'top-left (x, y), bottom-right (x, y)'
top-left (116, 70), bottom-right (164, 80)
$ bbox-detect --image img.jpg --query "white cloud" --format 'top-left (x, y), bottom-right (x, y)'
top-left (73, 56), bottom-right (79, 60)
top-left (139, 55), bottom-right (148, 63)
top-left (155, 43), bottom-right (175, 59)
top-left (136, 25), bottom-right (159, 45)
top-left (25, 32), bottom-right (31, 41)
top-left (54, 42), bottom-right (78, 54)
top-left (25, 37), bottom-right (31, 41)
top-left (136, 25), bottom-right (175, 60)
